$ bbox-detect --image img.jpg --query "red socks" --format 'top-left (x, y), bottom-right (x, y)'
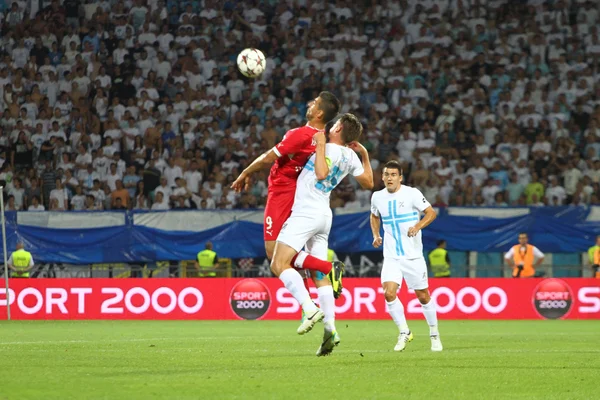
top-left (291, 252), bottom-right (332, 275)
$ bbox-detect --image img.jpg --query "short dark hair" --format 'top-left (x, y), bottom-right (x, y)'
top-left (318, 91), bottom-right (340, 123)
top-left (338, 113), bottom-right (363, 144)
top-left (325, 117), bottom-right (336, 135)
top-left (518, 232), bottom-right (528, 237)
top-left (384, 160), bottom-right (403, 174)
top-left (437, 239), bottom-right (446, 247)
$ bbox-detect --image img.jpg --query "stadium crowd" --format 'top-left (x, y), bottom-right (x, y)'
top-left (0, 0), bottom-right (598, 212)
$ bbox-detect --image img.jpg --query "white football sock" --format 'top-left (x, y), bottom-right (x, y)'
top-left (421, 299), bottom-right (439, 335)
top-left (317, 285), bottom-right (336, 332)
top-left (386, 298), bottom-right (409, 334)
top-left (279, 268), bottom-right (317, 313)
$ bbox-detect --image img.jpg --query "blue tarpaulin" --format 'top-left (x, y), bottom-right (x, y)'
top-left (1, 207), bottom-right (598, 263)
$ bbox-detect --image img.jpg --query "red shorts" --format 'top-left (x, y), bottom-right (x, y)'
top-left (264, 188), bottom-right (295, 241)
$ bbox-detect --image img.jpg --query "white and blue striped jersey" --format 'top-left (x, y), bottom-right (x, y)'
top-left (293, 143), bottom-right (364, 216)
top-left (370, 185), bottom-right (431, 260)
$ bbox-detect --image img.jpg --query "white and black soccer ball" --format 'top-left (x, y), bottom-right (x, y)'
top-left (236, 48), bottom-right (266, 78)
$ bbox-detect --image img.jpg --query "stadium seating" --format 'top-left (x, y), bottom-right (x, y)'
top-left (0, 0), bottom-right (597, 214)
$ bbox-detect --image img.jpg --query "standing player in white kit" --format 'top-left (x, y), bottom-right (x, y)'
top-left (370, 160), bottom-right (443, 352)
top-left (271, 113), bottom-right (374, 355)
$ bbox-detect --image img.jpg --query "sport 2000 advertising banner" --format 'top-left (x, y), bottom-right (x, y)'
top-left (0, 278), bottom-right (598, 320)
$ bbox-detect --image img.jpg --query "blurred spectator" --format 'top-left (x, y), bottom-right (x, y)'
top-left (545, 177), bottom-right (567, 205)
top-left (151, 191), bottom-right (168, 210)
top-left (28, 195), bottom-right (44, 211)
top-left (49, 179), bottom-right (68, 210)
top-left (506, 173), bottom-right (525, 205)
top-left (111, 180), bottom-right (130, 209)
top-left (71, 186), bottom-right (85, 211)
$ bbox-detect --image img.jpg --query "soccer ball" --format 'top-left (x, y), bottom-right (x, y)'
top-left (237, 48), bottom-right (266, 78)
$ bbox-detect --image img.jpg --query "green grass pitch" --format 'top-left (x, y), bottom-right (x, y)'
top-left (0, 320), bottom-right (597, 399)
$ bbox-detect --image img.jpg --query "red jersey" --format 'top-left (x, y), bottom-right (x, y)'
top-left (268, 125), bottom-right (321, 189)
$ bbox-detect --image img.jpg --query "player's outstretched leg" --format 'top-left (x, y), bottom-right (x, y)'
top-left (272, 243), bottom-right (323, 335)
top-left (313, 272), bottom-right (340, 356)
top-left (415, 289), bottom-right (443, 352)
top-left (292, 251), bottom-right (344, 298)
top-left (384, 282), bottom-right (412, 351)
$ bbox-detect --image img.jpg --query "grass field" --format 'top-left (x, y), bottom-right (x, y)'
top-left (0, 320), bottom-right (598, 400)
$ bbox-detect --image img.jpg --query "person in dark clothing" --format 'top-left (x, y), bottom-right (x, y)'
top-left (12, 131), bottom-right (33, 170)
top-left (64, 0), bottom-right (81, 27)
top-left (30, 38), bottom-right (49, 67)
top-left (120, 56), bottom-right (135, 78)
top-left (112, 74), bottom-right (135, 102)
top-left (142, 159), bottom-right (161, 196)
top-left (41, 160), bottom-right (57, 208)
top-left (39, 136), bottom-right (57, 163)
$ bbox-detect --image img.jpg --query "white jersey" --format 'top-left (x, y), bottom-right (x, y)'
top-left (293, 143), bottom-right (364, 216)
top-left (371, 185), bottom-right (431, 260)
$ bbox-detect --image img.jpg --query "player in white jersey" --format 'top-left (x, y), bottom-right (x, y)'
top-left (370, 160), bottom-right (443, 352)
top-left (271, 114), bottom-right (374, 354)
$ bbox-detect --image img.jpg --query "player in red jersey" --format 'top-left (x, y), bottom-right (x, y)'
top-left (231, 92), bottom-right (344, 294)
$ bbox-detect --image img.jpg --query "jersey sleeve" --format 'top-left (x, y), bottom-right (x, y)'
top-left (272, 130), bottom-right (307, 158)
top-left (533, 246), bottom-right (544, 259)
top-left (504, 247), bottom-right (514, 260)
top-left (349, 150), bottom-right (365, 177)
top-left (370, 192), bottom-right (380, 216)
top-left (413, 188), bottom-right (431, 212)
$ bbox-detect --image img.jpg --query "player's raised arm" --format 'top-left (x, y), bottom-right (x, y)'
top-left (231, 127), bottom-right (310, 192)
top-left (348, 141), bottom-right (374, 189)
top-left (231, 149), bottom-right (279, 192)
top-left (313, 131), bottom-right (329, 180)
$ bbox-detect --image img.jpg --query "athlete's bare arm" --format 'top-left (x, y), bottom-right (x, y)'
top-left (370, 213), bottom-right (382, 248)
top-left (407, 206), bottom-right (437, 237)
top-left (313, 132), bottom-right (328, 180)
top-left (348, 142), bottom-right (374, 190)
top-left (231, 149), bottom-right (279, 192)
